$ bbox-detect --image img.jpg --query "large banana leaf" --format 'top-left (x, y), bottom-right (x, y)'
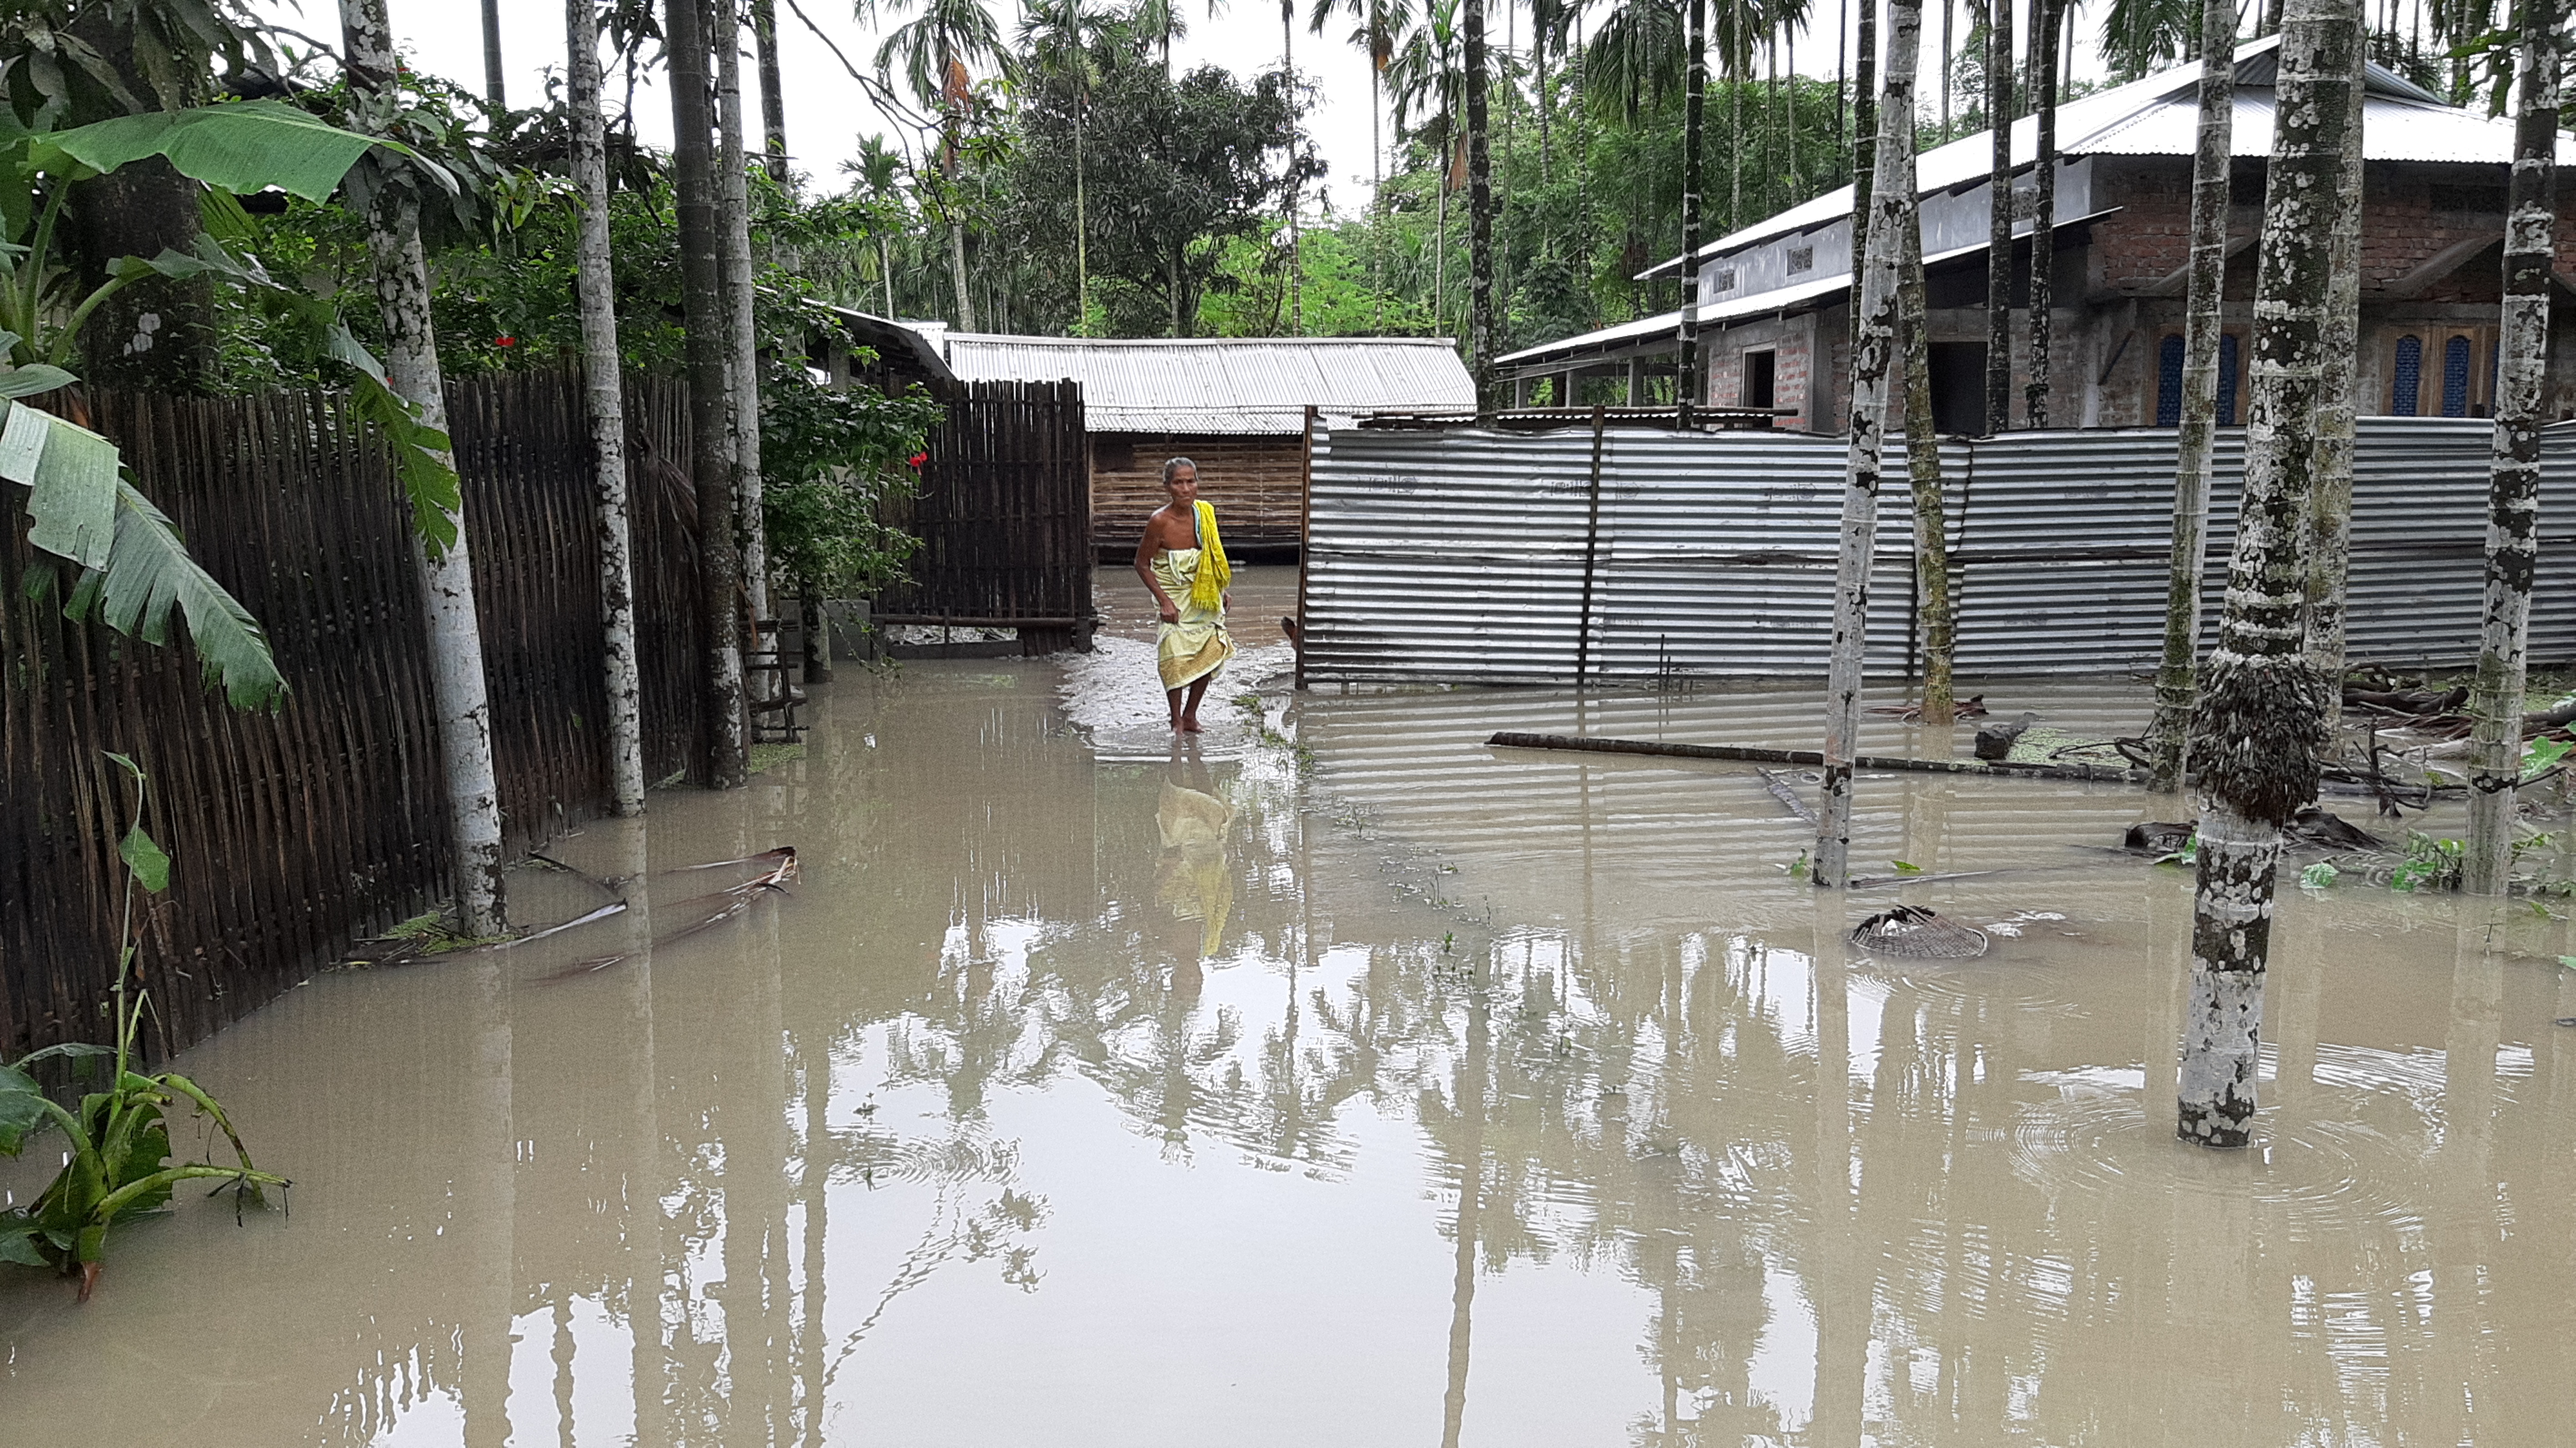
top-left (0, 396), bottom-right (286, 710)
top-left (32, 98), bottom-right (388, 202)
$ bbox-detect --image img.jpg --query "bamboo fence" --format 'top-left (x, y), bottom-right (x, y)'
top-left (0, 373), bottom-right (700, 1061)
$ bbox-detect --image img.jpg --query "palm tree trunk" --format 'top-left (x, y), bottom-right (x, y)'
top-left (1983, 0), bottom-right (2013, 433)
top-left (1785, 29), bottom-right (1797, 201)
top-left (2023, 0), bottom-right (2059, 427)
top-left (1730, 0), bottom-right (1742, 226)
top-left (1940, 0), bottom-right (1952, 134)
top-left (1816, 0), bottom-right (1925, 888)
top-left (1680, 0), bottom-right (1707, 412)
top-left (949, 210), bottom-right (975, 328)
top-left (568, 0), bottom-right (647, 817)
top-left (1847, 0), bottom-right (1877, 369)
top-left (1076, 111), bottom-right (1091, 331)
top-left (2145, 0), bottom-right (2241, 793)
top-left (1284, 0), bottom-right (1304, 334)
top-left (2304, 35), bottom-right (2365, 681)
top-left (1535, 19), bottom-right (1550, 184)
top-left (1465, 0), bottom-right (1493, 395)
top-left (1435, 132), bottom-right (1447, 330)
top-left (2463, 0), bottom-right (2562, 895)
top-left (343, 0), bottom-right (509, 934)
top-left (944, 49), bottom-right (976, 332)
top-left (1899, 146), bottom-right (1953, 726)
top-left (753, 0), bottom-right (789, 174)
top-left (1765, 36), bottom-right (1779, 215)
top-left (881, 233), bottom-right (896, 315)
top-left (2177, 0), bottom-right (2357, 1149)
top-left (1374, 14), bottom-right (1388, 329)
top-left (1500, 0), bottom-right (1514, 325)
top-left (714, 0), bottom-right (771, 664)
top-left (667, 0), bottom-right (750, 789)
top-left (483, 0), bottom-right (507, 108)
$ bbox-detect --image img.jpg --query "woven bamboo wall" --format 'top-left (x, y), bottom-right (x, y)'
top-left (1090, 432), bottom-right (1307, 555)
top-left (0, 373), bottom-right (701, 1061)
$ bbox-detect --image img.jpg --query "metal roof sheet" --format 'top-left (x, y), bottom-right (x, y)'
top-left (936, 333), bottom-right (1477, 434)
top-left (2070, 91), bottom-right (2576, 165)
top-left (1646, 37), bottom-right (2570, 277)
top-left (1500, 211), bottom-right (2118, 368)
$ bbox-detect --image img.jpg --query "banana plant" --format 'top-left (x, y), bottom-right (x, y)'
top-left (1, 97), bottom-right (461, 709)
top-left (0, 754), bottom-right (287, 1301)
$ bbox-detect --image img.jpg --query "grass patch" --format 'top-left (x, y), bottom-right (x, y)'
top-left (750, 743), bottom-right (807, 775)
top-left (380, 911), bottom-right (506, 954)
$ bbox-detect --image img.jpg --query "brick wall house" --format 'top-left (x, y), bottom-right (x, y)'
top-left (1499, 39), bottom-right (2576, 433)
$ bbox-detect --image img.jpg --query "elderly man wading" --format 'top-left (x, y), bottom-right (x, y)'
top-left (1133, 457), bottom-right (1235, 732)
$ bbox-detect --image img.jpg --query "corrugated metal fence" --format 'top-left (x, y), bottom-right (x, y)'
top-left (1300, 417), bottom-right (2576, 683)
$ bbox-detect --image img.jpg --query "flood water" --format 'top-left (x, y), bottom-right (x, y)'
top-left (7, 568), bottom-right (2576, 1445)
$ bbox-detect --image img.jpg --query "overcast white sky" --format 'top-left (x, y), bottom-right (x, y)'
top-left (265, 0), bottom-right (2111, 214)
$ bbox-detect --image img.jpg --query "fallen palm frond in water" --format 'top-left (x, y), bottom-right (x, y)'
top-left (1755, 768), bottom-right (1820, 825)
top-left (1865, 694), bottom-right (1989, 720)
top-left (1850, 905), bottom-right (1991, 960)
top-left (1844, 867), bottom-right (2015, 887)
top-left (548, 847), bottom-right (799, 978)
top-left (341, 849), bottom-right (799, 973)
top-left (493, 900), bottom-right (627, 948)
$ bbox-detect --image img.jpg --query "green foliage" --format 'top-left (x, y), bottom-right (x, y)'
top-left (0, 0), bottom-right (279, 126)
top-left (2155, 835), bottom-right (2199, 867)
top-left (2299, 861), bottom-right (2340, 890)
top-left (760, 370), bottom-right (944, 598)
top-left (1008, 45), bottom-right (1317, 333)
top-left (2521, 735), bottom-right (2572, 780)
top-left (0, 756), bottom-right (285, 1295)
top-left (2390, 832), bottom-right (2465, 892)
top-left (0, 95), bottom-right (468, 708)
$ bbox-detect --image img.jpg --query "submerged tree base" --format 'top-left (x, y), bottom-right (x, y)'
top-left (2178, 804), bottom-right (2282, 1148)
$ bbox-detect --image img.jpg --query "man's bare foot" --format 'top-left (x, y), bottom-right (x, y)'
top-left (1179, 716), bottom-right (1202, 733)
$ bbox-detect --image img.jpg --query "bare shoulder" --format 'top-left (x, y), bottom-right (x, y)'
top-left (1143, 504), bottom-right (1186, 548)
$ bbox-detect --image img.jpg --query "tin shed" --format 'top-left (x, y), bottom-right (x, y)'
top-left (935, 334), bottom-right (1476, 555)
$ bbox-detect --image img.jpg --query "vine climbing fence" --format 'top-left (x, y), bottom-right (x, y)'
top-left (0, 372), bottom-right (702, 1062)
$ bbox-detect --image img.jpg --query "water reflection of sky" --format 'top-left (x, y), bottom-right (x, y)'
top-left (3, 661), bottom-right (2573, 1447)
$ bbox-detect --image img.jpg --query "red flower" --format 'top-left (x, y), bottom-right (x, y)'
top-left (907, 452), bottom-right (928, 468)
top-left (494, 335), bottom-right (516, 348)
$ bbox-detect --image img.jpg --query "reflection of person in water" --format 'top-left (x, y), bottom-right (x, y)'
top-left (1155, 742), bottom-right (1234, 960)
top-left (1133, 457), bottom-right (1234, 733)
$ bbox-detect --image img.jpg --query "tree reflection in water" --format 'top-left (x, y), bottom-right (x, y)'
top-left (6, 668), bottom-right (2574, 1447)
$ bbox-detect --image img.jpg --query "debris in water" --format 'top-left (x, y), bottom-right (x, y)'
top-left (1851, 905), bottom-right (1991, 960)
top-left (550, 847), bottom-right (800, 978)
top-left (2288, 805), bottom-right (2385, 850)
top-left (1867, 694), bottom-right (1989, 719)
top-left (1756, 768), bottom-right (1819, 825)
top-left (2125, 808), bottom-right (2382, 860)
top-left (1973, 714), bottom-right (2038, 761)
top-left (2123, 821), bottom-right (2196, 856)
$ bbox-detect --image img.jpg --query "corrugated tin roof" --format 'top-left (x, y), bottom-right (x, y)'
top-left (1500, 211), bottom-right (2118, 368)
top-left (936, 334), bottom-right (1477, 434)
top-left (1645, 37), bottom-right (2571, 277)
top-left (2072, 90), bottom-right (2576, 165)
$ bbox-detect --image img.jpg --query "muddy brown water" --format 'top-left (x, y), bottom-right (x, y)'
top-left (5, 654), bottom-right (2574, 1446)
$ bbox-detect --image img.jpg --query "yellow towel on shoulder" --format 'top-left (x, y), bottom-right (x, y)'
top-left (1189, 499), bottom-right (1230, 611)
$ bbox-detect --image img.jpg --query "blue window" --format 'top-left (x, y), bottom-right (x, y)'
top-left (2390, 335), bottom-right (2422, 415)
top-left (2440, 334), bottom-right (2472, 417)
top-left (2216, 332), bottom-right (2241, 425)
top-left (2155, 333), bottom-right (2184, 426)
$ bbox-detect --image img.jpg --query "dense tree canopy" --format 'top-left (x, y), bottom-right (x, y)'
top-left (1013, 48), bottom-right (1317, 333)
